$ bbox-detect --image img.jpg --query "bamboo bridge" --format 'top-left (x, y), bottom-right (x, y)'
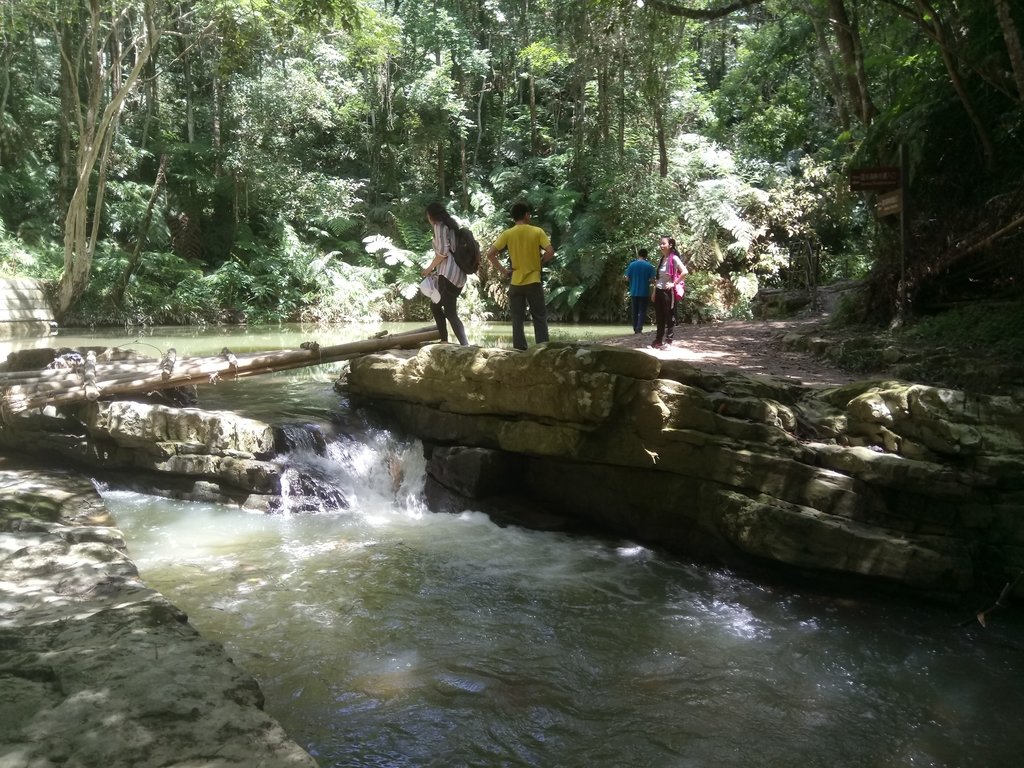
top-left (0, 326), bottom-right (440, 421)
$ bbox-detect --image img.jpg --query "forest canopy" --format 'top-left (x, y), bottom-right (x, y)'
top-left (0, 0), bottom-right (1021, 327)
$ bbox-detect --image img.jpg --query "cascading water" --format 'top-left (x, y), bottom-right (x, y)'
top-left (105, 420), bottom-right (1024, 768)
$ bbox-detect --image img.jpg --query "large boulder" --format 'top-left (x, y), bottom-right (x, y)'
top-left (342, 342), bottom-right (1024, 601)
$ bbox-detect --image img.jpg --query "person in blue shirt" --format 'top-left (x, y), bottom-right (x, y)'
top-left (624, 248), bottom-right (657, 334)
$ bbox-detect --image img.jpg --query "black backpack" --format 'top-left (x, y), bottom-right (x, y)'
top-left (451, 225), bottom-right (480, 274)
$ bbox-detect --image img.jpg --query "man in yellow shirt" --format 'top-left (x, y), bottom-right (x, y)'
top-left (484, 202), bottom-right (556, 350)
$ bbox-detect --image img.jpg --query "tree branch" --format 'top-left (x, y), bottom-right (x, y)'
top-left (642, 0), bottom-right (764, 20)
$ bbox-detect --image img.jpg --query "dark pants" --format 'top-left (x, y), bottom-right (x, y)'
top-left (630, 295), bottom-right (650, 333)
top-left (430, 275), bottom-right (469, 345)
top-left (509, 281), bottom-right (548, 350)
top-left (654, 288), bottom-right (675, 345)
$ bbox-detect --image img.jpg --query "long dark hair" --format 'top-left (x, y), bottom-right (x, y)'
top-left (426, 201), bottom-right (459, 233)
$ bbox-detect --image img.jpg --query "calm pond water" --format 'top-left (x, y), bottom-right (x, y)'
top-left (8, 323), bottom-right (1024, 767)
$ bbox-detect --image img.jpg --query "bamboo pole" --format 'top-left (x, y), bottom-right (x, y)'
top-left (1, 327), bottom-right (439, 417)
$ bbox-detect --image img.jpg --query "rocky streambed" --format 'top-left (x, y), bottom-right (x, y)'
top-left (1, 335), bottom-right (1022, 764)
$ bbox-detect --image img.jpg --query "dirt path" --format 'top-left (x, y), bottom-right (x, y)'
top-left (594, 316), bottom-right (856, 388)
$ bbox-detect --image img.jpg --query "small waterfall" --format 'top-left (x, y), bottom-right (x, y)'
top-left (271, 422), bottom-right (428, 517)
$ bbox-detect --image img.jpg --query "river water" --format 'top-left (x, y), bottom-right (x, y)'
top-left (8, 324), bottom-right (1024, 767)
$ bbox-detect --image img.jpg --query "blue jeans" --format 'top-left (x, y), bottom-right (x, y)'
top-left (509, 282), bottom-right (548, 350)
top-left (630, 295), bottom-right (650, 333)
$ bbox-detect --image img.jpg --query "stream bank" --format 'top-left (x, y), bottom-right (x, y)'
top-left (0, 454), bottom-right (318, 768)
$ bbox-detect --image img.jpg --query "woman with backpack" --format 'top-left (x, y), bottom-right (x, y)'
top-left (651, 235), bottom-right (688, 350)
top-left (423, 202), bottom-right (470, 346)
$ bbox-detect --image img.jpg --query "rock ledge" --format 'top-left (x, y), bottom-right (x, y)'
top-left (0, 456), bottom-right (317, 768)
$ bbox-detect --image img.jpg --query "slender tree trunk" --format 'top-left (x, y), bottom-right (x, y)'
top-left (437, 140), bottom-right (446, 198)
top-left (184, 55), bottom-right (195, 143)
top-left (523, 0), bottom-right (538, 156)
top-left (654, 104), bottom-right (668, 177)
top-left (139, 50), bottom-right (158, 150)
top-left (212, 69), bottom-right (222, 176)
top-left (994, 0), bottom-right (1024, 103)
top-left (56, 0), bottom-right (160, 319)
top-left (573, 71), bottom-right (587, 177)
top-left (598, 57), bottom-right (609, 144)
top-left (808, 4), bottom-right (850, 130)
top-left (0, 21), bottom-right (13, 167)
top-left (460, 134), bottom-right (468, 211)
top-left (529, 72), bottom-right (538, 155)
top-left (475, 74), bottom-right (487, 164)
top-left (618, 30), bottom-right (626, 157)
top-left (179, 8), bottom-right (195, 145)
top-left (826, 0), bottom-right (876, 124)
top-left (108, 153), bottom-right (168, 308)
top-left (56, 21), bottom-right (78, 222)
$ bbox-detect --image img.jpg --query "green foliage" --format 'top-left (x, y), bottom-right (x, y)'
top-left (362, 233), bottom-right (424, 301)
top-left (0, 223), bottom-right (55, 279)
top-left (903, 301), bottom-right (1024, 360)
top-left (1, 0), bottom-right (1019, 329)
top-left (301, 256), bottom-right (399, 323)
top-left (669, 134), bottom-right (777, 276)
top-left (678, 271), bottom-right (735, 325)
top-left (65, 245), bottom-right (217, 326)
top-left (708, 12), bottom-right (830, 162)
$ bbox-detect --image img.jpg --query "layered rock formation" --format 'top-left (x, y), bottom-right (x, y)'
top-left (0, 456), bottom-right (318, 767)
top-left (0, 399), bottom-right (335, 511)
top-left (341, 342), bottom-right (1024, 602)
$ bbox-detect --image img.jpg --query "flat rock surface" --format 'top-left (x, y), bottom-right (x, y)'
top-left (0, 455), bottom-right (318, 768)
top-left (588, 316), bottom-right (856, 387)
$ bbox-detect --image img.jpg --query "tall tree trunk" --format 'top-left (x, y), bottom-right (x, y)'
top-left (56, 21), bottom-right (79, 222)
top-left (808, 3), bottom-right (851, 130)
top-left (598, 57), bottom-right (609, 144)
top-left (139, 49), bottom-right (159, 150)
top-left (523, 0), bottom-right (538, 156)
top-left (617, 30), bottom-right (626, 158)
top-left (475, 73), bottom-right (487, 165)
top-left (0, 21), bottom-right (14, 167)
top-left (994, 0), bottom-right (1024, 103)
top-left (826, 0), bottom-right (876, 124)
top-left (212, 69), bottom-right (222, 176)
top-left (654, 104), bottom-right (668, 177)
top-left (436, 140), bottom-right (446, 198)
top-left (529, 72), bottom-right (538, 155)
top-left (459, 134), bottom-right (468, 211)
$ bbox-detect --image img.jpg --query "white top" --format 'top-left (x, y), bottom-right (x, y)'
top-left (432, 222), bottom-right (467, 288)
top-left (656, 253), bottom-right (686, 289)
